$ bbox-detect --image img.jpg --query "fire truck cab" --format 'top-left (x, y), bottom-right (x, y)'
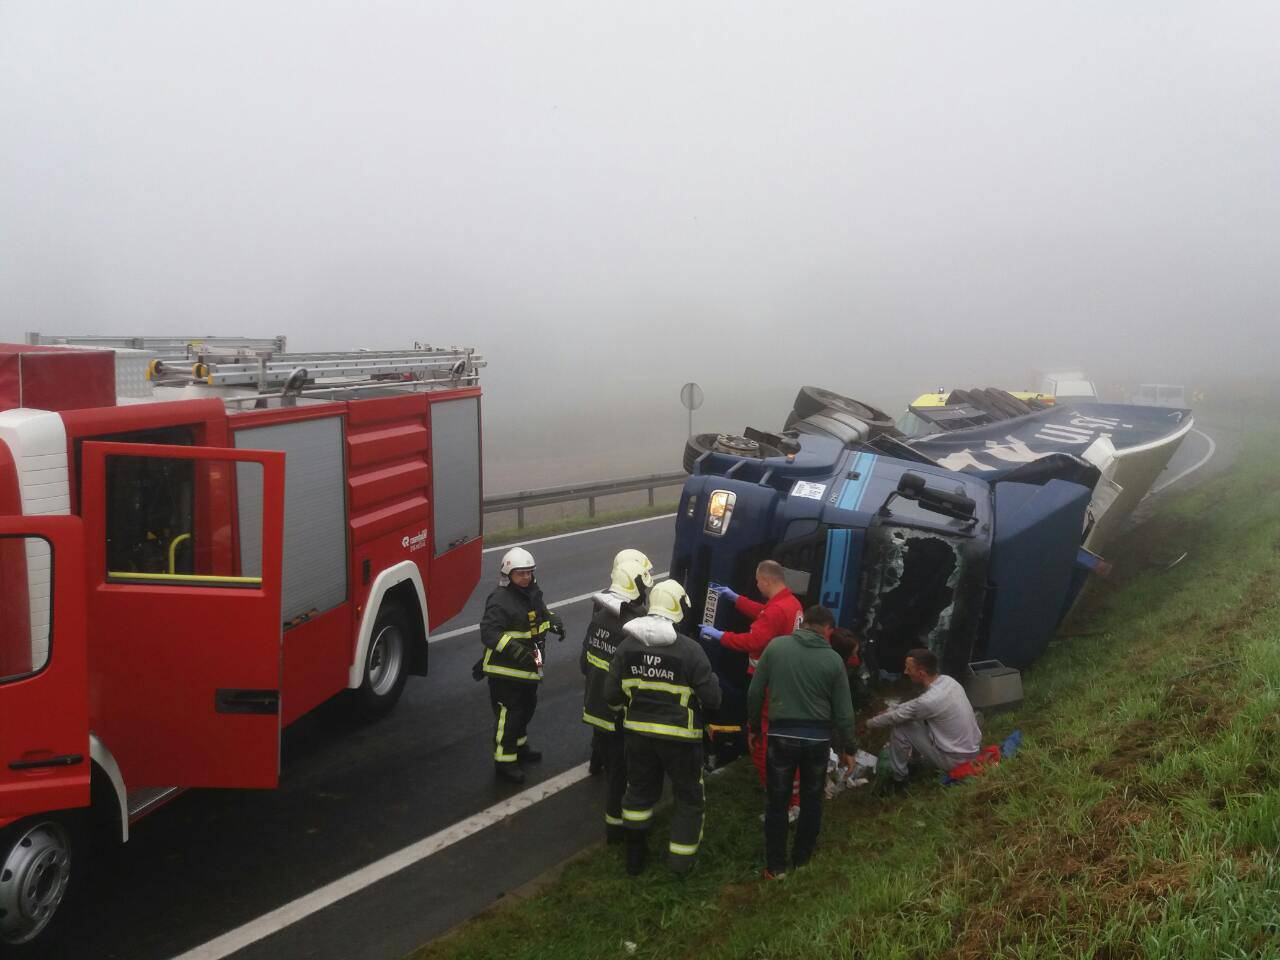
top-left (0, 337), bottom-right (484, 948)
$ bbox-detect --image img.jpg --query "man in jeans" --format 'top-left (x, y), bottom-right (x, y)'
top-left (866, 647), bottom-right (981, 789)
top-left (747, 605), bottom-right (857, 879)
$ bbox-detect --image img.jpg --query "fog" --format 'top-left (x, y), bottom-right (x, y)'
top-left (2, 2), bottom-right (1277, 490)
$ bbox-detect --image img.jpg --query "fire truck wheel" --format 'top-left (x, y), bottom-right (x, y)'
top-left (356, 602), bottom-right (411, 717)
top-left (0, 814), bottom-right (82, 949)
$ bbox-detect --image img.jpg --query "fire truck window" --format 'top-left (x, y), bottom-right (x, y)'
top-left (105, 456), bottom-right (264, 588)
top-left (0, 535), bottom-right (52, 683)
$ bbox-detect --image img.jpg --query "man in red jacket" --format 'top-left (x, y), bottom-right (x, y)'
top-left (699, 559), bottom-right (803, 789)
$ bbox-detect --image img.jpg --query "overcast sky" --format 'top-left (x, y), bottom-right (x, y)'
top-left (2, 2), bottom-right (1276, 486)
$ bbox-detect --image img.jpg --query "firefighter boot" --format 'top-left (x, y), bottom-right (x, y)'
top-left (625, 830), bottom-right (649, 876)
top-left (495, 762), bottom-right (525, 784)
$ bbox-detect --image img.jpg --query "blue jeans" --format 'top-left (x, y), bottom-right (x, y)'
top-left (765, 735), bottom-right (829, 873)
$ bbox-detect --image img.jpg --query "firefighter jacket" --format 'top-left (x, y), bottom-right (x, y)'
top-left (604, 615), bottom-right (722, 742)
top-left (720, 587), bottom-right (804, 672)
top-left (579, 592), bottom-right (639, 732)
top-left (480, 580), bottom-right (553, 683)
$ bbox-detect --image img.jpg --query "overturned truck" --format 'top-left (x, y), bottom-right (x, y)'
top-left (672, 386), bottom-right (1192, 745)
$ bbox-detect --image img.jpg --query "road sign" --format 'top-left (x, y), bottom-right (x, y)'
top-left (680, 382), bottom-right (703, 410)
top-left (680, 382), bottom-right (703, 437)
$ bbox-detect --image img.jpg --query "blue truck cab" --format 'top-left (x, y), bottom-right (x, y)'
top-left (671, 428), bottom-right (1096, 735)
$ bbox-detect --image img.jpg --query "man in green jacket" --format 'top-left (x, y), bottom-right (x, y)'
top-left (747, 605), bottom-right (856, 879)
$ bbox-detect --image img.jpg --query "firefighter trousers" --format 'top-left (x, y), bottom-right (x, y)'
top-left (593, 727), bottom-right (627, 830)
top-left (621, 733), bottom-right (704, 871)
top-left (489, 677), bottom-right (538, 765)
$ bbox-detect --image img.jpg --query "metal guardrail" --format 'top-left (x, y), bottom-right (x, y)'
top-left (483, 471), bottom-right (686, 529)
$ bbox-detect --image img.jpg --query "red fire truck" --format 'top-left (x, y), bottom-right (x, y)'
top-left (0, 336), bottom-right (485, 948)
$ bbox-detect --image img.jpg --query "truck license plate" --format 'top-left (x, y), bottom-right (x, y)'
top-left (703, 586), bottom-right (719, 625)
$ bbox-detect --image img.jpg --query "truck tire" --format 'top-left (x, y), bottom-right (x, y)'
top-left (683, 433), bottom-right (784, 473)
top-left (355, 602), bottom-right (411, 718)
top-left (0, 815), bottom-right (80, 950)
top-left (791, 387), bottom-right (897, 431)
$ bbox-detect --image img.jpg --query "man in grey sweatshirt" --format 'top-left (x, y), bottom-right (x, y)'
top-left (867, 647), bottom-right (981, 785)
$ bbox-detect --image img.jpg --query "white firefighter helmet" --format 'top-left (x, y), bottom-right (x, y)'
top-left (499, 547), bottom-right (536, 584)
top-left (647, 579), bottom-right (689, 623)
top-left (609, 556), bottom-right (653, 602)
top-left (613, 548), bottom-right (653, 578)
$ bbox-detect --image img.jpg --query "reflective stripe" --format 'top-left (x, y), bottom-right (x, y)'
top-left (496, 634), bottom-right (512, 652)
top-left (668, 840), bottom-right (699, 856)
top-left (516, 736), bottom-right (528, 747)
top-left (621, 678), bottom-right (693, 698)
top-left (622, 807), bottom-right (653, 822)
top-left (484, 664), bottom-right (541, 680)
top-left (494, 704), bottom-right (509, 761)
top-left (622, 719), bottom-right (702, 740)
top-left (585, 652), bottom-right (611, 671)
top-left (482, 649), bottom-right (540, 681)
top-left (495, 751), bottom-right (518, 762)
top-left (605, 814), bottom-right (624, 826)
top-left (582, 711), bottom-right (619, 731)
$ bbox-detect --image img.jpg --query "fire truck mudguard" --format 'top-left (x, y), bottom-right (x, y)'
top-left (348, 560), bottom-right (429, 690)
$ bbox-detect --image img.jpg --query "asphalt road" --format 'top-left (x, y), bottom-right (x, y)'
top-left (40, 417), bottom-right (1227, 960)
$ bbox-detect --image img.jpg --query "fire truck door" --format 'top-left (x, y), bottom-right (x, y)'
top-left (80, 442), bottom-right (286, 790)
top-left (0, 516), bottom-right (90, 821)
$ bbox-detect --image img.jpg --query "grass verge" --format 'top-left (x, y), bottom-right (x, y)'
top-left (415, 431), bottom-right (1280, 960)
top-left (483, 502), bottom-right (678, 548)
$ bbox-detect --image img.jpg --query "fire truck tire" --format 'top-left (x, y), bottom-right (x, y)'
top-left (0, 813), bottom-right (83, 950)
top-left (355, 602), bottom-right (411, 718)
top-left (791, 386), bottom-right (896, 430)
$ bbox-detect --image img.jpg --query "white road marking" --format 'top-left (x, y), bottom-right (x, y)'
top-left (169, 763), bottom-right (594, 960)
top-left (482, 512), bottom-right (677, 553)
top-left (1152, 429), bottom-right (1217, 494)
top-left (429, 571), bottom-right (670, 643)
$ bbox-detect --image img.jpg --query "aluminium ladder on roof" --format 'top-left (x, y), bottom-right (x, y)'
top-left (24, 332), bottom-right (484, 395)
top-left (26, 333), bottom-right (289, 357)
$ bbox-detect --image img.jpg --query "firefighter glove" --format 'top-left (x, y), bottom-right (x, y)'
top-left (471, 657), bottom-right (485, 682)
top-left (699, 625), bottom-right (724, 644)
top-left (549, 614), bottom-right (566, 639)
top-left (710, 583), bottom-right (739, 604)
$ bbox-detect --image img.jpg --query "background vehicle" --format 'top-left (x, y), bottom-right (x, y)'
top-left (0, 336), bottom-right (484, 948)
top-left (1135, 383), bottom-right (1187, 407)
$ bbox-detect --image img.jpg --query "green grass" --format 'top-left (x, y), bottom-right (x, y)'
top-left (415, 433), bottom-right (1280, 960)
top-left (483, 502), bottom-right (679, 548)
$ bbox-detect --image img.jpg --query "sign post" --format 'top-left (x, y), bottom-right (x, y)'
top-left (679, 382), bottom-right (704, 438)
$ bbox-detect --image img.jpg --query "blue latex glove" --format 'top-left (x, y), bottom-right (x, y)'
top-left (710, 583), bottom-right (739, 605)
top-left (699, 625), bottom-right (724, 643)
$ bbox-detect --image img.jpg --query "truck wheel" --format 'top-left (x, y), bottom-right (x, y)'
top-left (356, 602), bottom-right (411, 718)
top-left (0, 816), bottom-right (78, 949)
top-left (792, 387), bottom-right (897, 430)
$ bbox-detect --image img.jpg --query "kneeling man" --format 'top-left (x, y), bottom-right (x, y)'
top-left (866, 647), bottom-right (980, 787)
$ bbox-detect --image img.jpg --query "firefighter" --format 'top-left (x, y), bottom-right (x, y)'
top-left (698, 559), bottom-right (803, 793)
top-left (479, 547), bottom-right (564, 784)
top-left (589, 548), bottom-right (655, 779)
top-left (581, 553), bottom-right (653, 841)
top-left (605, 580), bottom-right (722, 876)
